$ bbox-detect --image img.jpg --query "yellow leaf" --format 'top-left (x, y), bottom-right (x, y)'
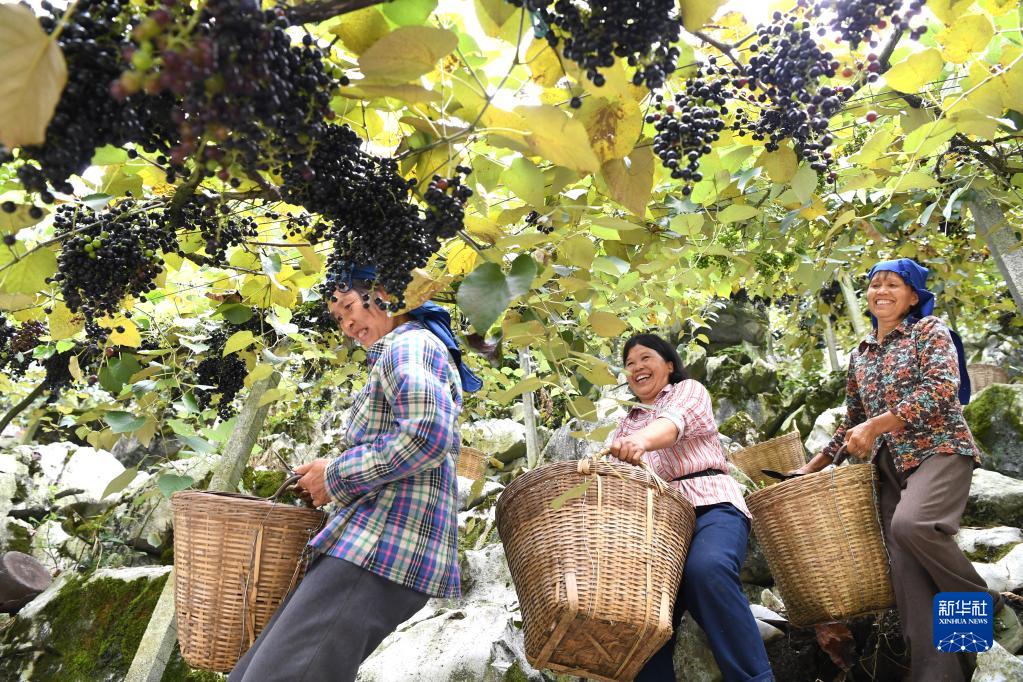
top-left (851, 128), bottom-right (898, 167)
top-left (48, 302), bottom-right (83, 340)
top-left (680, 0), bottom-right (728, 33)
top-left (0, 202), bottom-right (47, 235)
top-left (329, 6), bottom-right (390, 55)
top-left (601, 146), bottom-right (654, 217)
top-left (0, 246), bottom-right (57, 295)
top-left (885, 49), bottom-right (943, 93)
top-left (338, 82), bottom-right (441, 104)
top-left (258, 388), bottom-right (291, 407)
top-left (526, 40), bottom-right (563, 89)
top-left (979, 0), bottom-right (1018, 15)
top-left (475, 0), bottom-right (519, 37)
top-left (903, 118), bottom-right (956, 157)
top-left (504, 157), bottom-right (546, 207)
top-left (928, 0), bottom-right (978, 24)
top-left (464, 215), bottom-right (504, 245)
top-left (558, 235), bottom-right (596, 267)
top-left (244, 363), bottom-right (274, 388)
top-left (0, 4), bottom-right (67, 148)
top-left (359, 26), bottom-right (458, 83)
top-left (515, 105), bottom-right (601, 173)
top-left (759, 145), bottom-right (797, 182)
top-left (0, 292), bottom-right (33, 310)
top-left (68, 355), bottom-right (82, 382)
top-left (718, 204), bottom-right (759, 224)
top-left (578, 96), bottom-right (641, 163)
top-left (446, 242), bottom-right (478, 275)
top-left (224, 330), bottom-right (256, 356)
top-left (136, 417), bottom-right (157, 447)
top-left (589, 311), bottom-right (628, 337)
top-left (936, 14), bottom-right (994, 64)
top-left (892, 171), bottom-right (940, 192)
top-left (297, 245), bottom-right (322, 275)
top-left (100, 317), bottom-right (141, 347)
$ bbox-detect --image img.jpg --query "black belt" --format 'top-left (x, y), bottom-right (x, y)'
top-left (676, 468), bottom-right (727, 481)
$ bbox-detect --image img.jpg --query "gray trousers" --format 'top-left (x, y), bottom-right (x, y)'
top-left (228, 555), bottom-right (430, 682)
top-left (877, 448), bottom-right (998, 682)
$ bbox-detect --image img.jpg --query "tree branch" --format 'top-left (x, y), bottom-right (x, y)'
top-left (693, 31), bottom-right (743, 71)
top-left (0, 382), bottom-right (47, 436)
top-left (288, 0), bottom-right (389, 24)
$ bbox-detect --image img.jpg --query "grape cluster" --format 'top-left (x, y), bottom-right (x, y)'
top-left (177, 196), bottom-right (259, 262)
top-left (117, 0), bottom-right (342, 182)
top-left (193, 330), bottom-right (248, 419)
top-left (651, 72), bottom-right (730, 195)
top-left (731, 9), bottom-right (853, 178)
top-left (0, 318), bottom-right (44, 378)
top-left (507, 0), bottom-right (683, 89)
top-left (819, 280), bottom-right (843, 321)
top-left (525, 210), bottom-right (554, 234)
top-left (827, 0), bottom-right (928, 47)
top-left (48, 201), bottom-right (178, 341)
top-left (16, 0), bottom-right (176, 196)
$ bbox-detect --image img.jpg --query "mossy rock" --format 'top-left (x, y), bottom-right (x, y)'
top-left (720, 411), bottom-right (759, 447)
top-left (240, 468), bottom-right (298, 504)
top-left (964, 384), bottom-right (1023, 480)
top-left (0, 567), bottom-right (169, 681)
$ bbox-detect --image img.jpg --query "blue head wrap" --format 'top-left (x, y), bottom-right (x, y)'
top-left (330, 264), bottom-right (483, 393)
top-left (866, 258), bottom-right (970, 404)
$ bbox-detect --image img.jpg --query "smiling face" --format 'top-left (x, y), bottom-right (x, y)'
top-left (866, 270), bottom-right (919, 328)
top-left (327, 288), bottom-right (394, 348)
top-left (625, 343), bottom-right (674, 404)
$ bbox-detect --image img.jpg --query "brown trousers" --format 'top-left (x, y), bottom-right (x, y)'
top-left (876, 447), bottom-right (998, 682)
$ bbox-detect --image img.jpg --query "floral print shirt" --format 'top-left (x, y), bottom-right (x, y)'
top-left (820, 315), bottom-right (981, 475)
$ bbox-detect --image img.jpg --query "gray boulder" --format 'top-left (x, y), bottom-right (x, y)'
top-left (463, 419), bottom-right (528, 464)
top-left (965, 469), bottom-right (1023, 529)
top-left (674, 615), bottom-right (721, 682)
top-left (972, 544), bottom-right (1023, 593)
top-left (803, 406), bottom-right (846, 457)
top-left (964, 384), bottom-right (1023, 479)
top-left (741, 532), bottom-right (773, 586)
top-left (957, 527), bottom-right (1023, 563)
top-left (972, 642), bottom-right (1023, 681)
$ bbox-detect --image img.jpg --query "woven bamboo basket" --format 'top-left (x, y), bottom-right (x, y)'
top-left (967, 363), bottom-right (1010, 394)
top-left (729, 429), bottom-right (807, 488)
top-left (456, 446), bottom-right (488, 481)
top-left (746, 464), bottom-right (895, 627)
top-left (496, 459), bottom-right (695, 682)
top-left (172, 478), bottom-right (326, 672)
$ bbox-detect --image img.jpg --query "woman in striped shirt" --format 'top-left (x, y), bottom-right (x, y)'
top-left (609, 333), bottom-right (773, 682)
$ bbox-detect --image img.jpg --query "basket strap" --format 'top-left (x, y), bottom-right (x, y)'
top-left (614, 486), bottom-right (657, 679)
top-left (245, 526), bottom-right (265, 648)
top-left (534, 571), bottom-right (579, 670)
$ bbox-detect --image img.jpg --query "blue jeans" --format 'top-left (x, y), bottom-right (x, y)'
top-left (636, 503), bottom-right (774, 682)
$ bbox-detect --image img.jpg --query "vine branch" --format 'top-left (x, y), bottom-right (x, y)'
top-left (288, 0), bottom-right (389, 24)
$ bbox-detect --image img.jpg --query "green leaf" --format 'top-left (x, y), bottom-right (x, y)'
top-left (718, 204), bottom-right (760, 224)
top-left (101, 466), bottom-right (138, 499)
top-left (550, 479), bottom-right (591, 510)
top-left (157, 474), bottom-right (194, 499)
top-left (91, 145), bottom-right (129, 166)
top-left (381, 0), bottom-right (438, 25)
top-left (558, 235), bottom-right (596, 267)
top-left (885, 49), bottom-right (943, 93)
top-left (593, 256), bottom-right (629, 276)
top-left (457, 264), bottom-right (508, 334)
top-left (328, 6), bottom-right (390, 54)
top-left (504, 157), bottom-right (546, 208)
top-left (492, 375), bottom-right (543, 404)
top-left (0, 246), bottom-right (57, 295)
top-left (104, 410), bottom-right (147, 433)
top-left (0, 4), bottom-right (68, 148)
top-left (791, 164), bottom-right (817, 204)
top-left (0, 203), bottom-right (47, 235)
top-left (219, 304), bottom-right (254, 325)
top-left (177, 434), bottom-right (217, 454)
top-left (680, 0), bottom-right (727, 32)
top-left (99, 354), bottom-right (142, 395)
top-left (506, 254), bottom-right (537, 298)
top-left (223, 330), bottom-right (256, 356)
top-left (359, 26), bottom-right (458, 83)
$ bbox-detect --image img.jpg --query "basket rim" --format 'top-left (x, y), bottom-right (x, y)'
top-left (746, 462), bottom-right (874, 508)
top-left (731, 428), bottom-right (802, 458)
top-left (171, 489), bottom-right (326, 518)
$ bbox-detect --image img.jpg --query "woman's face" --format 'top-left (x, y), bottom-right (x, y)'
top-left (625, 343), bottom-right (674, 404)
top-left (866, 270), bottom-right (919, 326)
top-left (327, 288), bottom-right (393, 348)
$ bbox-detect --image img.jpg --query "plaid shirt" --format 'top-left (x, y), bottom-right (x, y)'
top-left (613, 380), bottom-right (751, 518)
top-left (820, 315), bottom-right (981, 474)
top-left (309, 321), bottom-right (462, 598)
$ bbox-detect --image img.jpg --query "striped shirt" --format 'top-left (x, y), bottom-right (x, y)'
top-left (612, 380), bottom-right (751, 518)
top-left (309, 321), bottom-right (462, 598)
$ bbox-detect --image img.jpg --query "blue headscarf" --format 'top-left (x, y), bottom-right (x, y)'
top-left (330, 264), bottom-right (483, 393)
top-left (866, 258), bottom-right (970, 405)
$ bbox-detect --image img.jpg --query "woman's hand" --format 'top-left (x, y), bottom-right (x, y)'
top-left (843, 420), bottom-right (879, 458)
top-left (608, 434), bottom-right (649, 466)
top-left (293, 458), bottom-right (332, 507)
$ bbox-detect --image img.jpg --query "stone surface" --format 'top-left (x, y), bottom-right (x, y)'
top-left (803, 406), bottom-right (846, 457)
top-left (994, 604), bottom-right (1023, 655)
top-left (719, 411), bottom-right (759, 448)
top-left (458, 477), bottom-right (504, 512)
top-left (964, 384), bottom-right (1023, 480)
top-left (463, 419), bottom-right (528, 464)
top-left (673, 614), bottom-right (721, 682)
top-left (741, 532), bottom-right (773, 586)
top-left (972, 641), bottom-right (1023, 681)
top-left (964, 469), bottom-right (1023, 529)
top-left (357, 544), bottom-right (543, 681)
top-left (957, 527), bottom-right (1023, 562)
top-left (972, 544), bottom-right (1023, 593)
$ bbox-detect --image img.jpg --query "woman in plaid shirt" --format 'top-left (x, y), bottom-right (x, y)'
top-left (229, 266), bottom-right (481, 682)
top-left (608, 333), bottom-right (773, 682)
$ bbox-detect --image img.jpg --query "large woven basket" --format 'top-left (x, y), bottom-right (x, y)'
top-left (746, 464), bottom-right (895, 627)
top-left (967, 363), bottom-right (1010, 394)
top-left (456, 446), bottom-right (488, 481)
top-left (172, 481), bottom-right (326, 672)
top-left (730, 429), bottom-right (807, 487)
top-left (496, 459), bottom-right (695, 682)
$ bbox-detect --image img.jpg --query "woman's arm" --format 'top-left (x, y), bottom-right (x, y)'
top-left (794, 355), bottom-right (870, 474)
top-left (609, 417), bottom-right (679, 465)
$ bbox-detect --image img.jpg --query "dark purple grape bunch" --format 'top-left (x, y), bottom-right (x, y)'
top-left (651, 70), bottom-right (730, 196)
top-left (525, 210), bottom-right (554, 234)
top-left (732, 8), bottom-right (854, 180)
top-left (506, 0), bottom-right (683, 90)
top-left (422, 166), bottom-right (474, 241)
top-left (0, 318), bottom-right (45, 378)
top-left (826, 0), bottom-right (928, 47)
top-left (177, 196), bottom-right (259, 264)
top-left (193, 328), bottom-right (247, 419)
top-left (47, 201), bottom-right (178, 343)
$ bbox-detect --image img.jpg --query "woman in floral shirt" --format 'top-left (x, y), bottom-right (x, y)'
top-left (608, 333), bottom-right (773, 682)
top-left (794, 259), bottom-right (1000, 681)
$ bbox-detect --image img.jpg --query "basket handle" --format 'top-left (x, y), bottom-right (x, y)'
top-left (591, 448), bottom-right (669, 495)
top-left (269, 473), bottom-right (303, 502)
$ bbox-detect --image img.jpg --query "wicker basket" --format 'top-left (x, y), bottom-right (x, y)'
top-left (967, 363), bottom-right (1010, 394)
top-left (456, 446), bottom-right (488, 481)
top-left (730, 429), bottom-right (807, 488)
top-left (496, 459), bottom-right (695, 682)
top-left (172, 479), bottom-right (326, 672)
top-left (746, 464), bottom-right (895, 627)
